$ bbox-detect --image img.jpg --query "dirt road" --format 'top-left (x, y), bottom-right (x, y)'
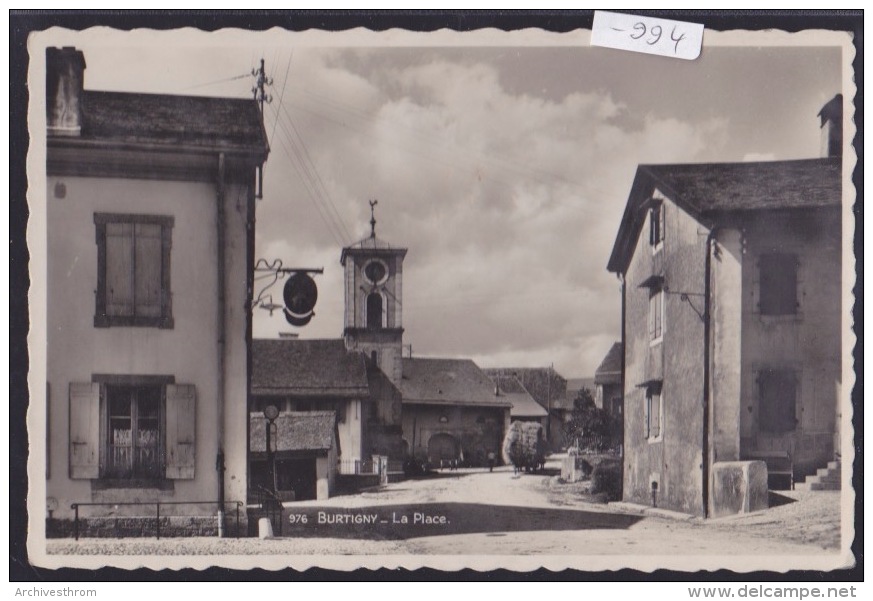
top-left (48, 457), bottom-right (848, 564)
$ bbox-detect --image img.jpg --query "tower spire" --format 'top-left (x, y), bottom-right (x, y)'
top-left (369, 199), bottom-right (378, 238)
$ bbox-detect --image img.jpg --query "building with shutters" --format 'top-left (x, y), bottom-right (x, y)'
top-left (606, 95), bottom-right (845, 517)
top-left (594, 342), bottom-right (623, 417)
top-left (44, 48), bottom-right (268, 536)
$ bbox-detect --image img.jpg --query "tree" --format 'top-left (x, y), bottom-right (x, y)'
top-left (564, 387), bottom-right (615, 451)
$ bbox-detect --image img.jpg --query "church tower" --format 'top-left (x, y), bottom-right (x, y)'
top-left (341, 201), bottom-right (407, 386)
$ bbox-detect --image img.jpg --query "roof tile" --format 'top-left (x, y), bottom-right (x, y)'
top-left (251, 339), bottom-right (369, 397)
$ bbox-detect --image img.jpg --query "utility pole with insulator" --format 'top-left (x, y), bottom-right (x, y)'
top-left (252, 58), bottom-right (273, 114)
top-left (251, 58), bottom-right (272, 199)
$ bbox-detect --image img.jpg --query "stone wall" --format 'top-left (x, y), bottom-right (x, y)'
top-left (46, 515), bottom-right (246, 538)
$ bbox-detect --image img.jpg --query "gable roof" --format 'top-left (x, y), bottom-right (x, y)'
top-left (249, 411), bottom-right (337, 454)
top-left (482, 367), bottom-right (569, 412)
top-left (79, 90), bottom-right (269, 154)
top-left (594, 342), bottom-right (622, 385)
top-left (607, 157), bottom-right (841, 274)
top-left (554, 377), bottom-right (593, 411)
top-left (566, 377), bottom-right (595, 395)
top-left (251, 339), bottom-right (369, 398)
top-left (487, 374), bottom-right (548, 418)
top-left (401, 358), bottom-right (511, 407)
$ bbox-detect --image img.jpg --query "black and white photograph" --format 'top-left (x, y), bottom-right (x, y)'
top-left (18, 16), bottom-right (858, 576)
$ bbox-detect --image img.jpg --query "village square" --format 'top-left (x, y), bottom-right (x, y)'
top-left (29, 28), bottom-right (854, 567)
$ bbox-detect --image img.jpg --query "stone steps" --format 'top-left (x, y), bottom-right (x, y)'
top-left (794, 460), bottom-right (841, 491)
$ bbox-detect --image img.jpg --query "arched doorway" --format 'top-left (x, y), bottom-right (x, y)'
top-left (428, 433), bottom-right (460, 464)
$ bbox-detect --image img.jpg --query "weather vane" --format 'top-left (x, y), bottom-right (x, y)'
top-left (369, 199), bottom-right (378, 237)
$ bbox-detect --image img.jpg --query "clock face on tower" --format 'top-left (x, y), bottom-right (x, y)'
top-left (363, 259), bottom-right (388, 285)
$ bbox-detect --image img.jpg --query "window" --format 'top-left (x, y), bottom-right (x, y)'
top-left (366, 291), bottom-right (385, 329)
top-left (94, 213), bottom-right (174, 328)
top-left (759, 253), bottom-right (798, 316)
top-left (758, 369), bottom-right (797, 433)
top-left (649, 287), bottom-right (664, 343)
top-left (645, 382), bottom-right (663, 441)
top-left (105, 384), bottom-right (163, 479)
top-left (649, 202), bottom-right (665, 249)
top-left (68, 379), bottom-right (195, 481)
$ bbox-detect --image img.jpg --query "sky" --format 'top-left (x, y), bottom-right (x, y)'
top-left (50, 29), bottom-right (844, 376)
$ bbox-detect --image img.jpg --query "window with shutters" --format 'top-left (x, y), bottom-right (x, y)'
top-left (94, 213), bottom-right (174, 328)
top-left (645, 382), bottom-right (663, 442)
top-left (758, 253), bottom-right (798, 316)
top-left (649, 286), bottom-right (664, 344)
top-left (758, 369), bottom-right (797, 433)
top-left (104, 384), bottom-right (164, 479)
top-left (649, 201), bottom-right (665, 251)
top-left (68, 378), bottom-right (195, 482)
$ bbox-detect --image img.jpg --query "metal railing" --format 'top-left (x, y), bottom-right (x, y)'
top-left (571, 435), bottom-right (622, 455)
top-left (253, 485), bottom-right (284, 536)
top-left (337, 458), bottom-right (378, 475)
top-left (69, 500), bottom-right (243, 541)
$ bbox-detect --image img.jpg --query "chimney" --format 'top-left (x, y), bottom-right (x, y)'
top-left (818, 94), bottom-right (843, 158)
top-left (46, 47), bottom-right (86, 136)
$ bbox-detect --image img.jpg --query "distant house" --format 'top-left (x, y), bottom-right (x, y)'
top-left (594, 342), bottom-right (623, 417)
top-left (483, 367), bottom-right (570, 450)
top-left (607, 95), bottom-right (844, 516)
top-left (249, 411), bottom-right (339, 501)
top-left (249, 339), bottom-right (370, 500)
top-left (489, 374), bottom-right (548, 427)
top-left (252, 216), bottom-right (514, 483)
top-left (401, 358), bottom-right (511, 467)
top-left (45, 48), bottom-right (268, 536)
top-left (565, 377), bottom-right (596, 409)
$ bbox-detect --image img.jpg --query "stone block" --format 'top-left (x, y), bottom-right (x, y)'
top-left (711, 460), bottom-right (768, 518)
top-left (561, 455), bottom-right (593, 483)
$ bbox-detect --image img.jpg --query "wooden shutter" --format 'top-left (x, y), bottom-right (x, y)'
top-left (69, 382), bottom-right (100, 479)
top-left (759, 254), bottom-right (798, 316)
top-left (134, 223), bottom-right (163, 317)
top-left (650, 392), bottom-right (661, 438)
top-left (105, 222), bottom-right (135, 317)
top-left (759, 370), bottom-right (797, 433)
top-left (165, 384), bottom-right (196, 479)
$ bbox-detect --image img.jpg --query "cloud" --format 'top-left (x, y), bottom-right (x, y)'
top-left (253, 50), bottom-right (745, 375)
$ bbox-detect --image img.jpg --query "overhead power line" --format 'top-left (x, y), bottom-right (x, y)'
top-left (181, 72), bottom-right (251, 92)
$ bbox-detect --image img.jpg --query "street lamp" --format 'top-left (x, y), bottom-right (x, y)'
top-left (263, 404), bottom-right (279, 495)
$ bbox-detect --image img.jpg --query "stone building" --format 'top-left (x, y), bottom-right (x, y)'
top-left (606, 95), bottom-right (845, 517)
top-left (488, 373), bottom-right (548, 427)
top-left (250, 212), bottom-right (511, 488)
top-left (249, 339), bottom-right (369, 500)
top-left (594, 342), bottom-right (623, 417)
top-left (401, 358), bottom-right (512, 467)
top-left (44, 48), bottom-right (268, 536)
